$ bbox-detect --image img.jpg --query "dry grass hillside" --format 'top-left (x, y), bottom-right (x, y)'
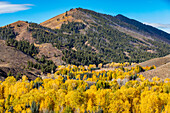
top-left (0, 40), bottom-right (40, 80)
top-left (3, 21), bottom-right (65, 66)
top-left (35, 43), bottom-right (65, 65)
top-left (140, 62), bottom-right (170, 79)
top-left (8, 21), bottom-right (35, 43)
top-left (40, 8), bottom-right (95, 30)
top-left (138, 54), bottom-right (170, 67)
top-left (40, 9), bottom-right (85, 29)
top-left (137, 55), bottom-right (170, 79)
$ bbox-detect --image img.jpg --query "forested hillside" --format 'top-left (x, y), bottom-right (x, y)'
top-left (0, 8), bottom-right (170, 80)
top-left (1, 8), bottom-right (170, 66)
top-left (40, 8), bottom-right (170, 64)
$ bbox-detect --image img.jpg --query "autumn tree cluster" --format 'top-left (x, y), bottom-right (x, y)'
top-left (0, 63), bottom-right (169, 113)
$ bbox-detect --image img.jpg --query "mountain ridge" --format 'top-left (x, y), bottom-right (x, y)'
top-left (40, 8), bottom-right (170, 44)
top-left (0, 8), bottom-right (170, 80)
top-left (3, 8), bottom-right (170, 43)
top-left (1, 8), bottom-right (170, 62)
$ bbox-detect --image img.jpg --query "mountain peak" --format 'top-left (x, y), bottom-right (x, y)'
top-left (1, 20), bottom-right (28, 28)
top-left (10, 21), bottom-right (28, 26)
top-left (116, 14), bottom-right (124, 17)
top-left (40, 8), bottom-right (81, 29)
top-left (115, 14), bottom-right (131, 20)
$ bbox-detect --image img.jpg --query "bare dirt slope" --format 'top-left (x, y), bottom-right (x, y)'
top-left (0, 40), bottom-right (40, 80)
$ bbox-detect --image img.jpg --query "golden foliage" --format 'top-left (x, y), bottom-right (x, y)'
top-left (0, 63), bottom-right (169, 112)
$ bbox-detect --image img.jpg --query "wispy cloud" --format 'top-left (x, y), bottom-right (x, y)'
top-left (0, 1), bottom-right (33, 14)
top-left (143, 22), bottom-right (170, 33)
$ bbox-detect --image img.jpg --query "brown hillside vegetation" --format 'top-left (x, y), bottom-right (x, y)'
top-left (40, 8), bottom-right (86, 29)
top-left (3, 21), bottom-right (65, 65)
top-left (0, 40), bottom-right (40, 80)
top-left (140, 62), bottom-right (170, 79)
top-left (137, 55), bottom-right (170, 79)
top-left (35, 43), bottom-right (65, 65)
top-left (8, 21), bottom-right (35, 43)
top-left (138, 54), bottom-right (170, 67)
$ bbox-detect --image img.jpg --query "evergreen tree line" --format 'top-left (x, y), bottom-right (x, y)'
top-left (6, 38), bottom-right (38, 57)
top-left (62, 49), bottom-right (103, 66)
top-left (0, 26), bottom-right (17, 40)
top-left (60, 21), bottom-right (86, 33)
top-left (27, 55), bottom-right (57, 73)
top-left (5, 38), bottom-right (57, 73)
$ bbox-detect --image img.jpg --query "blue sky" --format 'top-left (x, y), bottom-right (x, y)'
top-left (0, 0), bottom-right (170, 33)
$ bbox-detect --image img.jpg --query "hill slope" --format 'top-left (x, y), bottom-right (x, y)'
top-left (1, 8), bottom-right (170, 66)
top-left (137, 54), bottom-right (170, 79)
top-left (0, 40), bottom-right (39, 80)
top-left (40, 8), bottom-right (85, 29)
top-left (40, 8), bottom-right (170, 63)
top-left (138, 54), bottom-right (170, 67)
top-left (41, 8), bottom-right (170, 44)
top-left (0, 8), bottom-right (170, 80)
